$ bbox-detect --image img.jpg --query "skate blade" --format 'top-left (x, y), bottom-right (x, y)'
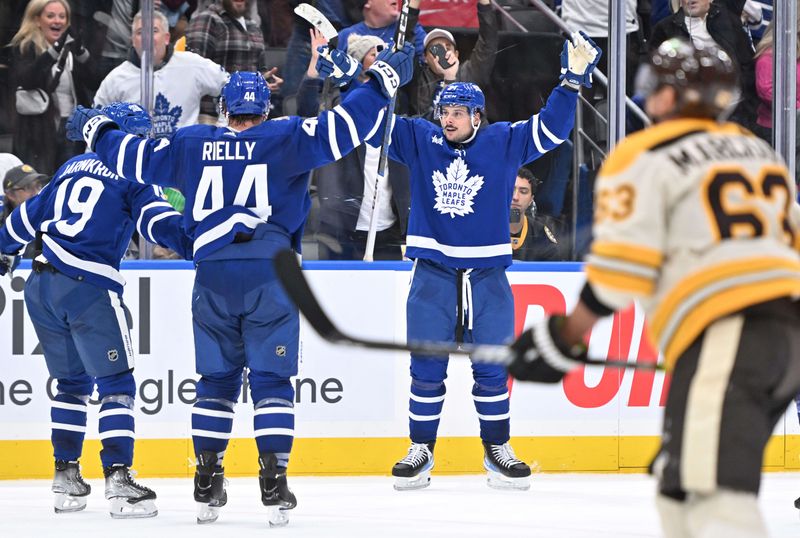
top-left (196, 502), bottom-right (220, 524)
top-left (486, 469), bottom-right (531, 491)
top-left (109, 498), bottom-right (158, 519)
top-left (393, 470), bottom-right (431, 491)
top-left (266, 506), bottom-right (290, 527)
top-left (54, 493), bottom-right (88, 513)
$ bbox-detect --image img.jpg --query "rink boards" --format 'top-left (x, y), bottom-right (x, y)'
top-left (0, 260), bottom-right (798, 479)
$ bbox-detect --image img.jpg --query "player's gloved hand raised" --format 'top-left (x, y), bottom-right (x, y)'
top-left (66, 105), bottom-right (118, 150)
top-left (316, 46), bottom-right (363, 87)
top-left (506, 315), bottom-right (587, 383)
top-left (0, 253), bottom-right (20, 277)
top-left (559, 31), bottom-right (602, 90)
top-left (367, 41), bottom-right (415, 98)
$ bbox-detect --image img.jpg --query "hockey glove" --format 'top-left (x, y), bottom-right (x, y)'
top-left (559, 31), bottom-right (602, 90)
top-left (0, 253), bottom-right (20, 277)
top-left (507, 315), bottom-right (587, 384)
top-left (66, 106), bottom-right (118, 151)
top-left (367, 41), bottom-right (415, 98)
top-left (316, 46), bottom-right (363, 87)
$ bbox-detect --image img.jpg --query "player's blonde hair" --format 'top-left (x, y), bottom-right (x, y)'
top-left (10, 0), bottom-right (71, 56)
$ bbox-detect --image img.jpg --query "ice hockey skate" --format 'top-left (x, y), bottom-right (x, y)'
top-left (194, 450), bottom-right (227, 524)
top-left (392, 442), bottom-right (434, 491)
top-left (103, 464), bottom-right (157, 518)
top-left (52, 460), bottom-right (90, 513)
top-left (258, 453), bottom-right (297, 527)
top-left (483, 442), bottom-right (531, 490)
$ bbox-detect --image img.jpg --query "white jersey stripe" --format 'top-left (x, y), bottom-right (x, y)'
top-left (406, 235), bottom-right (512, 258)
top-left (145, 210), bottom-right (180, 244)
top-left (51, 401), bottom-right (87, 412)
top-left (327, 110), bottom-right (341, 160)
top-left (193, 213), bottom-right (264, 255)
top-left (4, 216), bottom-right (26, 245)
top-left (473, 393), bottom-right (509, 403)
top-left (99, 429), bottom-right (135, 440)
top-left (191, 429), bottom-right (232, 440)
top-left (254, 428), bottom-right (295, 437)
top-left (51, 422), bottom-right (87, 433)
top-left (42, 235), bottom-right (126, 286)
top-left (98, 408), bottom-right (134, 419)
top-left (477, 412), bottom-right (511, 421)
top-left (192, 408), bottom-right (235, 419)
top-left (134, 139), bottom-right (146, 183)
top-left (19, 202), bottom-right (36, 238)
top-left (409, 413), bottom-right (441, 421)
top-left (365, 108), bottom-right (386, 142)
top-left (540, 119), bottom-right (564, 145)
top-left (531, 115), bottom-right (547, 154)
top-left (409, 394), bottom-right (446, 404)
top-left (136, 201), bottom-right (173, 240)
top-left (334, 105), bottom-right (361, 149)
top-left (116, 134), bottom-right (133, 177)
top-left (255, 407), bottom-right (296, 416)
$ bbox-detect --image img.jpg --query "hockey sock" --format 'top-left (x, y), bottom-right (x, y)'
top-left (96, 370), bottom-right (137, 468)
top-left (472, 383), bottom-right (510, 445)
top-left (249, 370), bottom-right (295, 468)
top-left (51, 393), bottom-right (89, 462)
top-left (409, 381), bottom-right (445, 444)
top-left (191, 399), bottom-right (235, 463)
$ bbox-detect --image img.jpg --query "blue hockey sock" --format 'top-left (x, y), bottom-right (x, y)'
top-left (472, 383), bottom-right (510, 445)
top-left (191, 398), bottom-right (235, 463)
top-left (408, 381), bottom-right (445, 444)
top-left (253, 398), bottom-right (294, 468)
top-left (98, 394), bottom-right (135, 468)
top-left (51, 393), bottom-right (89, 462)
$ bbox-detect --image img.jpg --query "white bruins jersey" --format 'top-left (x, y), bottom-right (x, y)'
top-left (585, 118), bottom-right (800, 368)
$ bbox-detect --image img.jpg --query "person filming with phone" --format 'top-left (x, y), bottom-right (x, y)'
top-left (407, 0), bottom-right (498, 120)
top-left (510, 168), bottom-right (562, 262)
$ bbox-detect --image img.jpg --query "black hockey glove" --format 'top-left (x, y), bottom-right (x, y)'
top-left (507, 315), bottom-right (588, 384)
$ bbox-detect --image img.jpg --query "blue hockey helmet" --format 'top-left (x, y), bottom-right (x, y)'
top-left (101, 102), bottom-right (152, 136)
top-left (434, 82), bottom-right (485, 119)
top-left (221, 71), bottom-right (270, 116)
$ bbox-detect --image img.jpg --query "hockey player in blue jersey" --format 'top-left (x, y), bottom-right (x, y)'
top-left (65, 45), bottom-right (415, 526)
top-left (0, 102), bottom-right (191, 518)
top-left (327, 32), bottom-right (601, 490)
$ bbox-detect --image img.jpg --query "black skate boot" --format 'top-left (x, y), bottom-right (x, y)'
top-left (258, 453), bottom-right (296, 527)
top-left (194, 450), bottom-right (227, 524)
top-left (482, 441), bottom-right (531, 490)
top-left (52, 460), bottom-right (91, 513)
top-left (392, 441), bottom-right (435, 491)
top-left (103, 463), bottom-right (158, 519)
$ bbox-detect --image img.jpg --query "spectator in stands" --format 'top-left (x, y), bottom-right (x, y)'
top-left (94, 10), bottom-right (229, 137)
top-left (9, 0), bottom-right (97, 175)
top-left (97, 0), bottom-right (138, 79)
top-left (560, 0), bottom-right (643, 98)
top-left (2, 164), bottom-right (50, 258)
top-left (336, 0), bottom-right (427, 63)
top-left (298, 30), bottom-right (410, 260)
top-left (407, 0), bottom-right (498, 121)
top-left (753, 17), bottom-right (800, 180)
top-left (186, 0), bottom-right (283, 118)
top-left (649, 0), bottom-right (757, 127)
top-left (510, 168), bottom-right (561, 262)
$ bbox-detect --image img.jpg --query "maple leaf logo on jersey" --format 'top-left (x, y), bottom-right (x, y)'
top-left (151, 93), bottom-right (182, 138)
top-left (432, 157), bottom-right (484, 218)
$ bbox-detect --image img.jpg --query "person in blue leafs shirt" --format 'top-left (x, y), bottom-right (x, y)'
top-left (64, 42), bottom-right (414, 527)
top-left (322, 31), bottom-right (601, 492)
top-left (0, 102), bottom-right (192, 520)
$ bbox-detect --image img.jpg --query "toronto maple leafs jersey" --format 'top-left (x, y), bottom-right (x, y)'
top-left (93, 50), bottom-right (229, 137)
top-left (585, 118), bottom-right (800, 368)
top-left (0, 153), bottom-right (191, 294)
top-left (89, 79), bottom-right (391, 261)
top-left (387, 86), bottom-right (577, 268)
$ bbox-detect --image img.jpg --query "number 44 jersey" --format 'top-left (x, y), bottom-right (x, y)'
top-left (585, 118), bottom-right (800, 368)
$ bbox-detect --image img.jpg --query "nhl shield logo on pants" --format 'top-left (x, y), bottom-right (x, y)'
top-left (107, 349), bottom-right (119, 362)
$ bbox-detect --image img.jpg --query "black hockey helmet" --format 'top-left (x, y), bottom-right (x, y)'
top-left (650, 38), bottom-right (739, 119)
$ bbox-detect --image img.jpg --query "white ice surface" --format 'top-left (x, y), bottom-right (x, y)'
top-left (1, 473), bottom-right (799, 537)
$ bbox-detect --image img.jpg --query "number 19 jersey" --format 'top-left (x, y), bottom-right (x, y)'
top-left (585, 118), bottom-right (800, 367)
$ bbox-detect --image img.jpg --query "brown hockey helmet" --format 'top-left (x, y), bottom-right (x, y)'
top-left (650, 38), bottom-right (739, 119)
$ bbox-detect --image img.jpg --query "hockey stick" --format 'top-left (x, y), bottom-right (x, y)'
top-left (294, 3), bottom-right (343, 77)
top-left (363, 0), bottom-right (410, 262)
top-left (273, 250), bottom-right (662, 371)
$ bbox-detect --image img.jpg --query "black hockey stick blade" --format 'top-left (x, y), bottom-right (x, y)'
top-left (272, 250), bottom-right (662, 370)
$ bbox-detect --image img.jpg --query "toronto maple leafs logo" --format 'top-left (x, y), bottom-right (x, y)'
top-left (151, 93), bottom-right (182, 138)
top-left (432, 157), bottom-right (484, 218)
top-left (431, 135), bottom-right (443, 146)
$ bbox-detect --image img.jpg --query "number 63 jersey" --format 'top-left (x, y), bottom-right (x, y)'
top-left (585, 118), bottom-right (800, 368)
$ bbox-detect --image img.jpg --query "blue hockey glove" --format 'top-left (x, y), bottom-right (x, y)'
top-left (367, 41), bottom-right (415, 98)
top-left (559, 31), bottom-right (602, 90)
top-left (0, 253), bottom-right (20, 277)
top-left (316, 46), bottom-right (363, 87)
top-left (507, 316), bottom-right (587, 384)
top-left (66, 105), bottom-right (118, 150)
